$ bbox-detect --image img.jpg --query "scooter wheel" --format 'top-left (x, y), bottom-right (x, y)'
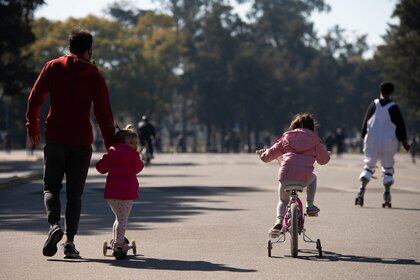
top-left (132, 241), bottom-right (137, 255)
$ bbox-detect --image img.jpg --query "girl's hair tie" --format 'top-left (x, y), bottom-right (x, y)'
top-left (115, 124), bottom-right (122, 132)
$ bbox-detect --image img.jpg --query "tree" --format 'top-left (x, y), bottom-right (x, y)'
top-left (30, 14), bottom-right (180, 127)
top-left (0, 0), bottom-right (44, 143)
top-left (375, 0), bottom-right (420, 129)
top-left (0, 0), bottom-right (44, 97)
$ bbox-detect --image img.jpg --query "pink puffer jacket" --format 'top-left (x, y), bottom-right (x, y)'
top-left (260, 128), bottom-right (330, 183)
top-left (96, 143), bottom-right (144, 200)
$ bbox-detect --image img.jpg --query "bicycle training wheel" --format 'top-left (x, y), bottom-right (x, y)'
top-left (267, 240), bottom-right (272, 257)
top-left (103, 241), bottom-right (108, 256)
top-left (290, 203), bottom-right (299, 258)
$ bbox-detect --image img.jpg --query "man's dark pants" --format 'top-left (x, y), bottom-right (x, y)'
top-left (43, 142), bottom-right (92, 242)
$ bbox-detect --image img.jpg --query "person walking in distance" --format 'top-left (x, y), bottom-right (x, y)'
top-left (137, 115), bottom-right (156, 158)
top-left (26, 28), bottom-right (115, 258)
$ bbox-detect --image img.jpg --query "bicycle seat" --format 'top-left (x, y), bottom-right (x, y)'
top-left (283, 184), bottom-right (304, 192)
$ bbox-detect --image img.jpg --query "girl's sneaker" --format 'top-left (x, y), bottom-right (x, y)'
top-left (306, 205), bottom-right (320, 216)
top-left (268, 223), bottom-right (283, 238)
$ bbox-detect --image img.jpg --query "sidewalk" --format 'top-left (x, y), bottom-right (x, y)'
top-left (0, 149), bottom-right (104, 190)
top-left (0, 150), bottom-right (44, 189)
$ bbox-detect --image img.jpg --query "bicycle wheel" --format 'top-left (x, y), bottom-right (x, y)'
top-left (290, 203), bottom-right (298, 258)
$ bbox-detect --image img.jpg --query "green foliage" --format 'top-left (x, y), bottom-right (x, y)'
top-left (5, 0), bottom-right (418, 149)
top-left (30, 12), bottom-right (181, 124)
top-left (375, 0), bottom-right (420, 127)
top-left (0, 0), bottom-right (44, 98)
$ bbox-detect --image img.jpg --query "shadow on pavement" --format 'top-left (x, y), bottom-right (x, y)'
top-left (48, 256), bottom-right (257, 272)
top-left (363, 206), bottom-right (420, 212)
top-left (0, 182), bottom-right (261, 234)
top-left (0, 160), bottom-right (42, 172)
top-left (87, 173), bottom-right (202, 180)
top-left (298, 249), bottom-right (420, 265)
top-left (148, 162), bottom-right (199, 167)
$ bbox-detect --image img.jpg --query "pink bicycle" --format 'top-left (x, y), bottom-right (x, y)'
top-left (267, 185), bottom-right (322, 258)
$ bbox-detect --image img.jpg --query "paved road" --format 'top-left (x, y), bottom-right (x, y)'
top-left (0, 153), bottom-right (419, 280)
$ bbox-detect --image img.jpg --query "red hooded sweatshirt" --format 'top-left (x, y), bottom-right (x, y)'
top-left (26, 55), bottom-right (115, 149)
top-left (96, 143), bottom-right (144, 200)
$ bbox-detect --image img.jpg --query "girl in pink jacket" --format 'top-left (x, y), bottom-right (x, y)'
top-left (96, 126), bottom-right (144, 257)
top-left (257, 114), bottom-right (330, 238)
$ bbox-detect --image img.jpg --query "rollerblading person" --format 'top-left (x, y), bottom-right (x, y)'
top-left (356, 82), bottom-right (410, 207)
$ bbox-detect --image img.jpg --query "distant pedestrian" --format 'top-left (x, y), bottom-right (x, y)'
top-left (232, 132), bottom-right (241, 153)
top-left (137, 115), bottom-right (156, 158)
top-left (334, 128), bottom-right (345, 158)
top-left (96, 126), bottom-right (144, 259)
top-left (410, 136), bottom-right (418, 164)
top-left (355, 81), bottom-right (410, 207)
top-left (26, 136), bottom-right (36, 156)
top-left (177, 133), bottom-right (187, 153)
top-left (26, 28), bottom-right (115, 258)
top-left (4, 131), bottom-right (12, 153)
top-left (257, 113), bottom-right (330, 238)
top-left (155, 132), bottom-right (162, 153)
top-left (323, 131), bottom-right (334, 152)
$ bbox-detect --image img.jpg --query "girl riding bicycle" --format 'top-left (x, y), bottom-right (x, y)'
top-left (257, 113), bottom-right (330, 238)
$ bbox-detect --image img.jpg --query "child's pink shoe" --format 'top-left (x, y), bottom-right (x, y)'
top-left (306, 205), bottom-right (320, 216)
top-left (268, 223), bottom-right (283, 238)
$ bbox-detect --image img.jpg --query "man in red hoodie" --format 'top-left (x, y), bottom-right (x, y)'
top-left (26, 28), bottom-right (115, 259)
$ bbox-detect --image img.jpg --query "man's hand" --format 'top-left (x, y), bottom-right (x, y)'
top-left (256, 149), bottom-right (266, 156)
top-left (402, 140), bottom-right (411, 152)
top-left (29, 134), bottom-right (41, 146)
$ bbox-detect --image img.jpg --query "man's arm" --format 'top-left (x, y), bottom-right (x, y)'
top-left (389, 105), bottom-right (410, 151)
top-left (93, 74), bottom-right (115, 150)
top-left (25, 63), bottom-right (50, 145)
top-left (361, 101), bottom-right (375, 139)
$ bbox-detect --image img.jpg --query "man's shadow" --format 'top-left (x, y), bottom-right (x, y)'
top-left (295, 249), bottom-right (420, 265)
top-left (48, 256), bottom-right (257, 272)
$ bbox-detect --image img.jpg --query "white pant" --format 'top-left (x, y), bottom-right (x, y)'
top-left (361, 137), bottom-right (398, 185)
top-left (363, 137), bottom-right (398, 168)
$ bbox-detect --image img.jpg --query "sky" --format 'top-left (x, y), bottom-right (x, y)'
top-left (34, 0), bottom-right (398, 56)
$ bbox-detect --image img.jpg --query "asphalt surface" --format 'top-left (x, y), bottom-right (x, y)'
top-left (0, 153), bottom-right (419, 280)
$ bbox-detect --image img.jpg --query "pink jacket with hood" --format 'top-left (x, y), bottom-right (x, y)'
top-left (260, 128), bottom-right (330, 183)
top-left (96, 143), bottom-right (144, 200)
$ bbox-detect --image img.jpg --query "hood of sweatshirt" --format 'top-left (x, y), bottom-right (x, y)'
top-left (59, 55), bottom-right (98, 77)
top-left (107, 143), bottom-right (137, 165)
top-left (282, 128), bottom-right (321, 152)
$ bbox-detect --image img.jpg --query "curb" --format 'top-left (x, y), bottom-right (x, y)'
top-left (0, 171), bottom-right (43, 190)
top-left (0, 161), bottom-right (98, 191)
